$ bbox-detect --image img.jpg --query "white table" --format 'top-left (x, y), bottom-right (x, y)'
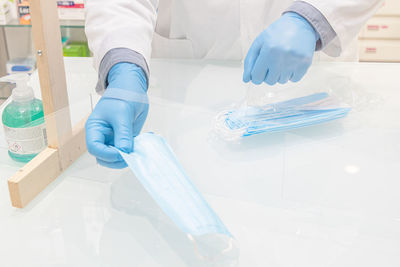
top-left (0, 58), bottom-right (399, 267)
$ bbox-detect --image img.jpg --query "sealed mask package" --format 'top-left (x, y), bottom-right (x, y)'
top-left (215, 92), bottom-right (351, 141)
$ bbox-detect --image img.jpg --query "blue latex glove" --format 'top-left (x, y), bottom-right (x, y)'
top-left (85, 63), bottom-right (149, 169)
top-left (243, 12), bottom-right (319, 85)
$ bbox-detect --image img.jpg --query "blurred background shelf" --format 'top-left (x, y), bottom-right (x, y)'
top-left (0, 18), bottom-right (85, 28)
top-left (0, 0), bottom-right (87, 76)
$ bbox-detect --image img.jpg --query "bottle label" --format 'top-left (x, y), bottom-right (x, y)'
top-left (3, 124), bottom-right (48, 155)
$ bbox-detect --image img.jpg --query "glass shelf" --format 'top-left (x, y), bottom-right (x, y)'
top-left (0, 18), bottom-right (85, 28)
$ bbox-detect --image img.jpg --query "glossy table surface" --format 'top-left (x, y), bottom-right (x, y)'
top-left (0, 58), bottom-right (399, 267)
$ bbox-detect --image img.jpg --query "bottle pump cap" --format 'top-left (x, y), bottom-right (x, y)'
top-left (0, 73), bottom-right (34, 102)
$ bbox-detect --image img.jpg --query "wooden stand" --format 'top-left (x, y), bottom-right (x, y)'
top-left (0, 28), bottom-right (8, 76)
top-left (7, 0), bottom-right (87, 208)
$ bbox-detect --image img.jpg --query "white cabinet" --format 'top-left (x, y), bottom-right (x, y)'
top-left (376, 0), bottom-right (400, 16)
top-left (359, 0), bottom-right (400, 62)
top-left (359, 40), bottom-right (400, 62)
top-left (359, 17), bottom-right (400, 39)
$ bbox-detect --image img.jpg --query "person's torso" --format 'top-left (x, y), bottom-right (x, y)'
top-left (152, 0), bottom-right (294, 59)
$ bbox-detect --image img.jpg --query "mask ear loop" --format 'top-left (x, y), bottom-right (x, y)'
top-left (187, 234), bottom-right (237, 263)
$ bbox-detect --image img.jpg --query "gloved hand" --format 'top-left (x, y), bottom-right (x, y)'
top-left (243, 12), bottom-right (319, 85)
top-left (85, 63), bottom-right (149, 169)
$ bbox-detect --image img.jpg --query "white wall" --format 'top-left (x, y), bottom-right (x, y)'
top-left (5, 27), bottom-right (33, 59)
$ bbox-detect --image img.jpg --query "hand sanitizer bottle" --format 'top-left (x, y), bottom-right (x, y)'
top-left (0, 74), bottom-right (47, 162)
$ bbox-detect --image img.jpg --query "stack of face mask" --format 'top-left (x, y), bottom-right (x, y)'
top-left (215, 92), bottom-right (351, 141)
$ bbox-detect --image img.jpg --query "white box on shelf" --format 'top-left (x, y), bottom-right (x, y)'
top-left (359, 17), bottom-right (400, 39)
top-left (6, 57), bottom-right (36, 74)
top-left (57, 0), bottom-right (85, 20)
top-left (376, 0), bottom-right (400, 16)
top-left (359, 40), bottom-right (400, 62)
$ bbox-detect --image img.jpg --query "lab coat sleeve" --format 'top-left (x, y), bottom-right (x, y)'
top-left (95, 48), bottom-right (150, 93)
top-left (85, 0), bottom-right (158, 76)
top-left (286, 0), bottom-right (383, 57)
top-left (284, 2), bottom-right (336, 53)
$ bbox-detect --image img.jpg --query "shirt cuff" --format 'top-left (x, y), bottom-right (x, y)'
top-left (96, 48), bottom-right (150, 93)
top-left (284, 1), bottom-right (337, 51)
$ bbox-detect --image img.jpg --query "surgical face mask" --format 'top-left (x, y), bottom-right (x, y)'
top-left (215, 92), bottom-right (351, 141)
top-left (119, 133), bottom-right (239, 265)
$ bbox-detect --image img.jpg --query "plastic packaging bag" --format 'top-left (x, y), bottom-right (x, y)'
top-left (215, 68), bottom-right (356, 141)
top-left (215, 92), bottom-right (351, 141)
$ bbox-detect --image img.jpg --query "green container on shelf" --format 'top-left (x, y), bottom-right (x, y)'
top-left (63, 42), bottom-right (90, 57)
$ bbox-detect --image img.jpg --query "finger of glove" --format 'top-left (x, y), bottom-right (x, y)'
top-left (97, 158), bottom-right (128, 169)
top-left (251, 48), bottom-right (271, 85)
top-left (291, 66), bottom-right (309, 83)
top-left (243, 40), bottom-right (262, 83)
top-left (264, 64), bottom-right (281, 86)
top-left (278, 71), bottom-right (293, 84)
top-left (132, 106), bottom-right (149, 137)
top-left (85, 121), bottom-right (123, 163)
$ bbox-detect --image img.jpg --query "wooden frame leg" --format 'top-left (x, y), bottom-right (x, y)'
top-left (0, 27), bottom-right (8, 76)
top-left (8, 117), bottom-right (87, 208)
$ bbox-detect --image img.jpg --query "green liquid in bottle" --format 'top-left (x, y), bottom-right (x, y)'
top-left (2, 99), bottom-right (46, 162)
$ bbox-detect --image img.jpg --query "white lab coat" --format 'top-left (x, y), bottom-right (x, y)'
top-left (85, 0), bottom-right (383, 71)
